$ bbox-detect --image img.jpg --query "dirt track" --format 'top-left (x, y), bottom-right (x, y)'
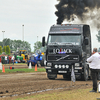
top-left (0, 65), bottom-right (93, 100)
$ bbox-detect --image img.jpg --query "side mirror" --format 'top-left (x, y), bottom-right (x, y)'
top-left (42, 37), bottom-right (45, 47)
top-left (84, 38), bottom-right (88, 45)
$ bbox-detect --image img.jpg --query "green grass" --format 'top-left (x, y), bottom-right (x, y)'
top-left (0, 68), bottom-right (46, 73)
top-left (3, 63), bottom-right (27, 65)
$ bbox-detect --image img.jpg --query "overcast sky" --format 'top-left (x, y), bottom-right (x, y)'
top-left (0, 0), bottom-right (57, 51)
top-left (0, 0), bottom-right (100, 51)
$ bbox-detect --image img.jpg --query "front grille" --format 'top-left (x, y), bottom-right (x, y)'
top-left (47, 55), bottom-right (79, 61)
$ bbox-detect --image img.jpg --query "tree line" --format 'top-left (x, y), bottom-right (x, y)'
top-left (0, 38), bottom-right (46, 54)
top-left (0, 38), bottom-right (31, 53)
top-left (33, 41), bottom-right (46, 53)
top-left (0, 45), bottom-right (10, 55)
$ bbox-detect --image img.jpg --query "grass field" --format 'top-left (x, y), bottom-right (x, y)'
top-left (0, 63), bottom-right (46, 73)
top-left (3, 63), bottom-right (27, 65)
top-left (15, 88), bottom-right (100, 100)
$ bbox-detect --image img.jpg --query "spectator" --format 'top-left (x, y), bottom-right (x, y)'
top-left (87, 48), bottom-right (100, 93)
top-left (2, 56), bottom-right (5, 64)
top-left (7, 56), bottom-right (9, 64)
top-left (11, 55), bottom-right (15, 65)
top-left (5, 55), bottom-right (7, 64)
top-left (9, 56), bottom-right (11, 64)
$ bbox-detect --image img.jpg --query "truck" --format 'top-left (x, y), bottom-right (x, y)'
top-left (27, 52), bottom-right (44, 66)
top-left (42, 24), bottom-right (91, 81)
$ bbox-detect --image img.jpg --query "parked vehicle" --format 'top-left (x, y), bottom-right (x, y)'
top-left (27, 55), bottom-right (37, 66)
top-left (19, 50), bottom-right (29, 63)
top-left (27, 52), bottom-right (45, 66)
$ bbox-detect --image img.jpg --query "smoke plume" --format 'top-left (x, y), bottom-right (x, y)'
top-left (55, 0), bottom-right (100, 25)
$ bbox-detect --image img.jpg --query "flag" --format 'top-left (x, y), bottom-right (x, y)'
top-left (71, 66), bottom-right (76, 82)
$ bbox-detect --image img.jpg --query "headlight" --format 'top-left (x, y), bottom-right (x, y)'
top-left (55, 65), bottom-right (58, 68)
top-left (59, 65), bottom-right (62, 68)
top-left (47, 62), bottom-right (52, 66)
top-left (75, 63), bottom-right (79, 66)
top-left (62, 65), bottom-right (65, 68)
top-left (66, 65), bottom-right (69, 68)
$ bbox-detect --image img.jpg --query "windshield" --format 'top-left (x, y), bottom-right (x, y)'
top-left (48, 34), bottom-right (81, 45)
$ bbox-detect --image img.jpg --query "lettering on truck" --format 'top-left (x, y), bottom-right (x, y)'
top-left (53, 49), bottom-right (72, 54)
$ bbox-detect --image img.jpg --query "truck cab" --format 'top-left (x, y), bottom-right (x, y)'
top-left (42, 24), bottom-right (91, 81)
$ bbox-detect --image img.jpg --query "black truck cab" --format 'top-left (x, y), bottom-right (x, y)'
top-left (42, 24), bottom-right (91, 81)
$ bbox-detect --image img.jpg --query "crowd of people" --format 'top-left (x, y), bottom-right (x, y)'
top-left (0, 55), bottom-right (15, 64)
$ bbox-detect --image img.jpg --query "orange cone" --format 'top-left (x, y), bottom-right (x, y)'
top-left (2, 65), bottom-right (5, 73)
top-left (35, 64), bottom-right (37, 71)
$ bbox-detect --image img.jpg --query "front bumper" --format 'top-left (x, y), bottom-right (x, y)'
top-left (45, 67), bottom-right (70, 74)
top-left (45, 66), bottom-right (83, 75)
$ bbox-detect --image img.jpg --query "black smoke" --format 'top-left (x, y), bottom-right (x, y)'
top-left (55, 0), bottom-right (100, 24)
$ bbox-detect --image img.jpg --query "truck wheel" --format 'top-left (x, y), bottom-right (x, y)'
top-left (63, 75), bottom-right (67, 79)
top-left (47, 73), bottom-right (57, 80)
top-left (48, 77), bottom-right (55, 80)
top-left (82, 64), bottom-right (89, 81)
